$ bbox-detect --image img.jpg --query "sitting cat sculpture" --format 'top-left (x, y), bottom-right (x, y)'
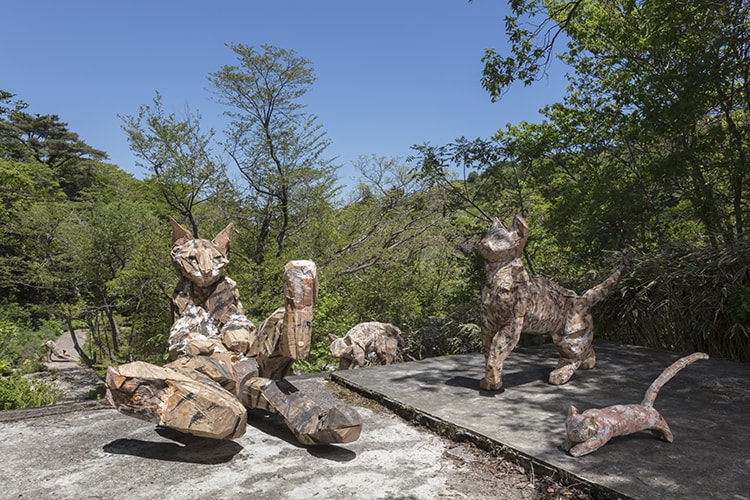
top-left (106, 217), bottom-right (362, 445)
top-left (563, 352), bottom-right (709, 457)
top-left (478, 214), bottom-right (631, 391)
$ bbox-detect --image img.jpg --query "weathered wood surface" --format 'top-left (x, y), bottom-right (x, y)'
top-left (279, 260), bottom-right (317, 360)
top-left (106, 361), bottom-right (247, 440)
top-left (105, 220), bottom-right (361, 444)
top-left (478, 214), bottom-right (629, 391)
top-left (329, 322), bottom-right (405, 369)
top-left (240, 377), bottom-right (362, 445)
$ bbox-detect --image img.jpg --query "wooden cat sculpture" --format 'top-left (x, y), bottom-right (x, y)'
top-left (563, 352), bottom-right (709, 457)
top-left (329, 322), bottom-right (405, 369)
top-left (42, 340), bottom-right (74, 362)
top-left (479, 214), bottom-right (631, 391)
top-left (106, 218), bottom-right (362, 445)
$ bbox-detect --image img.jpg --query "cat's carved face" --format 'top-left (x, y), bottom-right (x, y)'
top-left (565, 405), bottom-right (598, 444)
top-left (478, 215), bottom-right (530, 263)
top-left (169, 218), bottom-right (233, 288)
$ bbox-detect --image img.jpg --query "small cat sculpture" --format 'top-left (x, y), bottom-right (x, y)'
top-left (563, 352), bottom-right (709, 457)
top-left (329, 322), bottom-right (405, 369)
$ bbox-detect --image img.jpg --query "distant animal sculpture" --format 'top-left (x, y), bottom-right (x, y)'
top-left (105, 218), bottom-right (362, 445)
top-left (563, 352), bottom-right (709, 457)
top-left (329, 322), bottom-right (405, 369)
top-left (42, 340), bottom-right (74, 362)
top-left (478, 215), bottom-right (631, 391)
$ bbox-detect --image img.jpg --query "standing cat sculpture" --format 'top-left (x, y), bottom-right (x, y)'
top-left (479, 214), bottom-right (631, 391)
top-left (106, 217), bottom-right (362, 445)
top-left (563, 352), bottom-right (709, 457)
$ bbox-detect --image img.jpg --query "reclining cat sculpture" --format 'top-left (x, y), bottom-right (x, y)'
top-left (478, 214), bottom-right (631, 391)
top-left (563, 352), bottom-right (708, 456)
top-left (105, 218), bottom-right (362, 445)
top-left (42, 340), bottom-right (74, 362)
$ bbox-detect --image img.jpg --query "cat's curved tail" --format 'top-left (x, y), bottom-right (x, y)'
top-left (641, 352), bottom-right (709, 407)
top-left (581, 249), bottom-right (632, 306)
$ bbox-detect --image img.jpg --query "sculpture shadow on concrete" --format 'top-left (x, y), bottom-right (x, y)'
top-left (103, 427), bottom-right (243, 464)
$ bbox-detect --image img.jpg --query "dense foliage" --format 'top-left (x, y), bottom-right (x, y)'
top-left (1, 1), bottom-right (748, 409)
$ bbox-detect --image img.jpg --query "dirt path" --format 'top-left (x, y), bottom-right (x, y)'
top-left (41, 330), bottom-right (103, 403)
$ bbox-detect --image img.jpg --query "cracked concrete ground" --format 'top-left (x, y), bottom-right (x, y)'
top-left (2, 340), bottom-right (747, 499)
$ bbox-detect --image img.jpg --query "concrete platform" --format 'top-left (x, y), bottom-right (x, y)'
top-left (0, 375), bottom-right (533, 499)
top-left (333, 340), bottom-right (750, 500)
top-left (1, 341), bottom-right (747, 499)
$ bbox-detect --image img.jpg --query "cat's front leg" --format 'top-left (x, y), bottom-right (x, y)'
top-left (567, 421), bottom-right (614, 457)
top-left (480, 317), bottom-right (524, 391)
top-left (561, 438), bottom-right (576, 453)
top-left (221, 313), bottom-right (259, 356)
top-left (568, 432), bottom-right (611, 457)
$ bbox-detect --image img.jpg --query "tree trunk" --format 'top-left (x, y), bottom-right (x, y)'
top-left (104, 302), bottom-right (121, 352)
top-left (85, 315), bottom-right (116, 363)
top-left (63, 317), bottom-right (94, 367)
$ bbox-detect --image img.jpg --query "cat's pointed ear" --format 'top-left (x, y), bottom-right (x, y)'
top-left (328, 333), bottom-right (339, 342)
top-left (510, 214), bottom-right (529, 238)
top-left (169, 217), bottom-right (193, 245)
top-left (213, 223), bottom-right (233, 253)
top-left (568, 405), bottom-right (579, 417)
top-left (491, 218), bottom-right (504, 230)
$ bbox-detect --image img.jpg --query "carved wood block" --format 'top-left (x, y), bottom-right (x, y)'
top-left (239, 377), bottom-right (362, 445)
top-left (166, 353), bottom-right (238, 395)
top-left (106, 361), bottom-right (247, 439)
top-left (221, 313), bottom-right (258, 355)
top-left (280, 260), bottom-right (317, 360)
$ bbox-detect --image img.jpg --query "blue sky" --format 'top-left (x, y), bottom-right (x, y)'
top-left (2, 1), bottom-right (567, 188)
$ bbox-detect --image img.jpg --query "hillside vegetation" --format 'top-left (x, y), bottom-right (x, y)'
top-left (2, 2), bottom-right (749, 407)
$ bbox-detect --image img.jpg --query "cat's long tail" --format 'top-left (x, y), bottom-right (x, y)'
top-left (641, 352), bottom-right (709, 407)
top-left (581, 249), bottom-right (632, 306)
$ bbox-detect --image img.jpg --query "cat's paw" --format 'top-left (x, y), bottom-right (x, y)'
top-left (549, 367), bottom-right (575, 385)
top-left (580, 351), bottom-right (596, 370)
top-left (479, 377), bottom-right (503, 392)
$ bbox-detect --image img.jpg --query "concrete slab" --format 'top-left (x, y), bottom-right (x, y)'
top-left (3, 340), bottom-right (747, 499)
top-left (332, 340), bottom-right (750, 500)
top-left (0, 377), bottom-right (536, 500)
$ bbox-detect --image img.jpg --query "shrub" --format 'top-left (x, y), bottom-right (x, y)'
top-left (595, 241), bottom-right (750, 362)
top-left (0, 373), bottom-right (62, 410)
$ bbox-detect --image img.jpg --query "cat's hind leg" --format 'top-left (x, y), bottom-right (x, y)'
top-left (549, 310), bottom-right (595, 385)
top-left (648, 412), bottom-right (674, 442)
top-left (579, 348), bottom-right (596, 370)
top-left (105, 361), bottom-right (247, 440)
top-left (240, 377), bottom-right (362, 445)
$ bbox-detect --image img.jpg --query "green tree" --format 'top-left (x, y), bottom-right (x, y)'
top-left (471, 0), bottom-right (750, 360)
top-left (106, 219), bottom-right (174, 361)
top-left (482, 0), bottom-right (750, 250)
top-left (209, 43), bottom-right (338, 265)
top-left (300, 156), bottom-right (479, 369)
top-left (0, 91), bottom-right (107, 199)
top-left (121, 93), bottom-right (231, 237)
